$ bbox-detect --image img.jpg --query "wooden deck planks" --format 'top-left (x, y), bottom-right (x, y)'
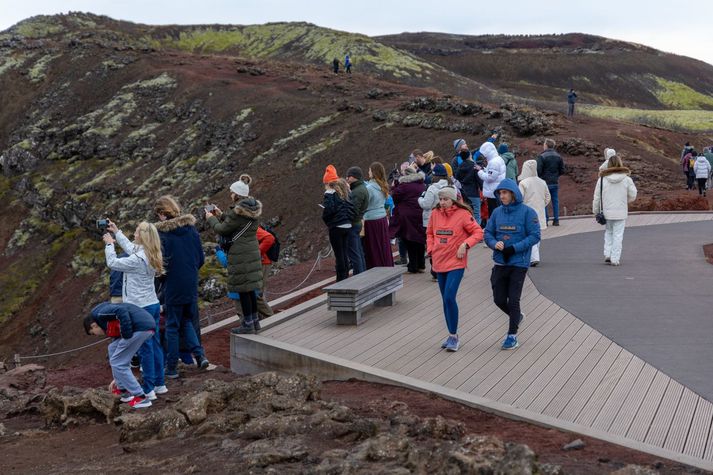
top-left (663, 387), bottom-right (699, 453)
top-left (645, 380), bottom-right (685, 447)
top-left (608, 363), bottom-right (658, 436)
top-left (626, 372), bottom-right (671, 442)
top-left (575, 350), bottom-right (635, 427)
top-left (684, 398), bottom-right (713, 459)
top-left (591, 357), bottom-right (646, 432)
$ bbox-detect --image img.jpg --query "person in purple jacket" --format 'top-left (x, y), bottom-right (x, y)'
top-left (391, 165), bottom-right (427, 274)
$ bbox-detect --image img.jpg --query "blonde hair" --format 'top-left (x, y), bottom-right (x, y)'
top-left (608, 155), bottom-right (623, 168)
top-left (328, 179), bottom-right (351, 201)
top-left (135, 222), bottom-right (164, 275)
top-left (369, 161), bottom-right (389, 198)
top-left (154, 195), bottom-right (181, 219)
top-left (423, 151), bottom-right (434, 163)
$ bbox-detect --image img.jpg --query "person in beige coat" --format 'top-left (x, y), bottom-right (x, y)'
top-left (518, 160), bottom-right (550, 266)
top-left (592, 155), bottom-right (637, 266)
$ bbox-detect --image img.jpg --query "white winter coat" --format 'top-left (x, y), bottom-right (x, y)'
top-left (105, 230), bottom-right (159, 308)
top-left (518, 160), bottom-right (551, 230)
top-left (694, 156), bottom-right (711, 179)
top-left (592, 167), bottom-right (637, 221)
top-left (477, 142), bottom-right (506, 199)
top-left (418, 178), bottom-right (449, 227)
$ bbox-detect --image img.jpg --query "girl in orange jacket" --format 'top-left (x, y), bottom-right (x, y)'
top-left (426, 186), bottom-right (483, 352)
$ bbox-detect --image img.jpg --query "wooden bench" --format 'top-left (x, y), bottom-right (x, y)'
top-left (323, 267), bottom-right (404, 325)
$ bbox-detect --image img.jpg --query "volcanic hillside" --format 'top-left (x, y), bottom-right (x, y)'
top-left (0, 12), bottom-right (708, 363)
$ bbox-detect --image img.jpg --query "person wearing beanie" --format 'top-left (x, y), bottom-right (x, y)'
top-left (477, 141), bottom-right (507, 218)
top-left (229, 180), bottom-right (250, 198)
top-left (419, 163), bottom-right (453, 280)
top-left (345, 166), bottom-right (368, 275)
top-left (518, 160), bottom-right (551, 266)
top-left (323, 164), bottom-right (339, 184)
top-left (451, 138), bottom-right (470, 171)
top-left (536, 138), bottom-right (565, 226)
top-left (499, 143), bottom-right (518, 180)
top-left (484, 178), bottom-right (541, 350)
top-left (392, 166), bottom-right (427, 273)
top-left (600, 148), bottom-right (616, 171)
top-left (426, 186), bottom-right (483, 352)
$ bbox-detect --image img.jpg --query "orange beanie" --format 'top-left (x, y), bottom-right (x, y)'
top-left (323, 164), bottom-right (339, 183)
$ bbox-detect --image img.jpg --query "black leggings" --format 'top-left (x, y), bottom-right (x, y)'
top-left (491, 265), bottom-right (528, 335)
top-left (697, 178), bottom-right (707, 195)
top-left (237, 292), bottom-right (257, 320)
top-left (328, 226), bottom-right (350, 281)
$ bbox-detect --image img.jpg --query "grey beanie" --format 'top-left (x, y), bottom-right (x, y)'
top-left (346, 166), bottom-right (363, 180)
top-left (438, 186), bottom-right (458, 202)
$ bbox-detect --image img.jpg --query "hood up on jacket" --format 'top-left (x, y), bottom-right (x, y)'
top-left (479, 141), bottom-right (498, 162)
top-left (154, 214), bottom-right (197, 233)
top-left (518, 160), bottom-right (538, 181)
top-left (494, 178), bottom-right (523, 205)
top-left (234, 197), bottom-right (263, 219)
top-left (599, 166), bottom-right (631, 183)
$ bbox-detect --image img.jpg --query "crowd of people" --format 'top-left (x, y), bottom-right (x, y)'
top-left (680, 142), bottom-right (713, 196)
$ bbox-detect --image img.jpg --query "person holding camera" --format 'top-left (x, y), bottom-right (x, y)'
top-left (102, 220), bottom-right (166, 399)
top-left (206, 179), bottom-right (264, 335)
top-left (154, 196), bottom-right (209, 378)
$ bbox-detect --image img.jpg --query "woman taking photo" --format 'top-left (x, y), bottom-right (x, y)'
top-left (321, 165), bottom-right (355, 282)
top-left (363, 162), bottom-right (394, 269)
top-left (592, 155), bottom-right (637, 266)
top-left (206, 179), bottom-right (264, 334)
top-left (104, 220), bottom-right (166, 399)
top-left (426, 186), bottom-right (483, 352)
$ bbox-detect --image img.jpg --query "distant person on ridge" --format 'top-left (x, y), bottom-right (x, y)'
top-left (332, 57), bottom-right (339, 74)
top-left (567, 88), bottom-right (577, 117)
top-left (693, 152), bottom-right (711, 197)
top-left (537, 138), bottom-right (565, 226)
top-left (345, 53), bottom-right (352, 74)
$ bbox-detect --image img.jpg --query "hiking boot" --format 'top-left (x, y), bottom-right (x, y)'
top-left (128, 395), bottom-right (152, 409)
top-left (196, 356), bottom-right (210, 370)
top-left (154, 385), bottom-right (168, 395)
top-left (231, 319), bottom-right (256, 335)
top-left (445, 336), bottom-right (460, 352)
top-left (501, 334), bottom-right (519, 350)
top-left (552, 220), bottom-right (560, 226)
top-left (165, 368), bottom-right (179, 379)
top-left (146, 390), bottom-right (157, 401)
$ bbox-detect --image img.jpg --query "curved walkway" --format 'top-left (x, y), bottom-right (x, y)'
top-left (232, 212), bottom-right (713, 470)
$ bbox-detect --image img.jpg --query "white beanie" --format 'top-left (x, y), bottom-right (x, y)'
top-left (605, 148), bottom-right (616, 160)
top-left (229, 180), bottom-right (249, 197)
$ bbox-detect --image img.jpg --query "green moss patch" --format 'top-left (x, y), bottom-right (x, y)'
top-left (651, 76), bottom-right (713, 109)
top-left (580, 105), bottom-right (713, 132)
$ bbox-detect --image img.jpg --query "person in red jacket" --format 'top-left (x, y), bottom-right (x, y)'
top-left (426, 186), bottom-right (483, 352)
top-left (256, 226), bottom-right (275, 318)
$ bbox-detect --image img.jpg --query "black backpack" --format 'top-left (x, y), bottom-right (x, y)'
top-left (262, 226), bottom-right (281, 262)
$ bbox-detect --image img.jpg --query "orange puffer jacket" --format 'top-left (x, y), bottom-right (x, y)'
top-left (426, 206), bottom-right (483, 273)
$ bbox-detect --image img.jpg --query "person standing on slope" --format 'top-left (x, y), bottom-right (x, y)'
top-left (345, 53), bottom-right (352, 74)
top-left (518, 160), bottom-right (550, 267)
top-left (477, 141), bottom-right (507, 219)
top-left (484, 179), bottom-right (541, 350)
top-left (537, 138), bottom-right (565, 226)
top-left (567, 88), bottom-right (578, 117)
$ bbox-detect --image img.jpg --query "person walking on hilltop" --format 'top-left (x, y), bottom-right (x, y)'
top-left (518, 160), bottom-right (550, 267)
top-left (537, 138), bottom-right (565, 226)
top-left (427, 186), bottom-right (483, 352)
top-left (345, 167), bottom-right (368, 275)
top-left (567, 88), bottom-right (578, 117)
top-left (592, 155), bottom-right (637, 266)
top-left (332, 58), bottom-right (339, 74)
top-left (321, 166), bottom-right (355, 282)
top-left (363, 162), bottom-right (394, 268)
top-left (693, 152), bottom-right (711, 197)
top-left (477, 141), bottom-right (507, 219)
top-left (345, 53), bottom-right (352, 74)
top-left (392, 166), bottom-right (427, 274)
top-left (484, 179), bottom-right (541, 350)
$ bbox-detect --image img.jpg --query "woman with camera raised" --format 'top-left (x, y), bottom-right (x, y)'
top-left (103, 220), bottom-right (166, 400)
top-left (206, 178), bottom-right (264, 335)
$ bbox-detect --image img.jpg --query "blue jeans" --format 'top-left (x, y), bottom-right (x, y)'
top-left (165, 302), bottom-right (205, 371)
top-left (467, 196), bottom-right (481, 225)
top-left (108, 330), bottom-right (153, 396)
top-left (347, 223), bottom-right (366, 275)
top-left (138, 303), bottom-right (164, 393)
top-left (545, 184), bottom-right (559, 222)
top-left (436, 268), bottom-right (465, 335)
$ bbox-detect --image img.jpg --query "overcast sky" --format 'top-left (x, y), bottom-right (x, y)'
top-left (2, 0), bottom-right (712, 65)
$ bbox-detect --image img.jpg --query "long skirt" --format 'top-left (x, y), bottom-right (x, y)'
top-left (363, 217), bottom-right (394, 269)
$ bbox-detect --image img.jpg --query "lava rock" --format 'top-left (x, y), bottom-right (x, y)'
top-left (563, 438), bottom-right (586, 450)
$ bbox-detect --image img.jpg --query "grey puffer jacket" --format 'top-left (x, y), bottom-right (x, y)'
top-left (105, 230), bottom-right (159, 308)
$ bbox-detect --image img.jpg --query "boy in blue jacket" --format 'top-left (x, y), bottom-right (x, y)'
top-left (83, 302), bottom-right (156, 408)
top-left (484, 179), bottom-right (541, 350)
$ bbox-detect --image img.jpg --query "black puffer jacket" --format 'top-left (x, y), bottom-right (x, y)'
top-left (537, 149), bottom-right (565, 185)
top-left (456, 158), bottom-right (481, 197)
top-left (322, 191), bottom-right (354, 228)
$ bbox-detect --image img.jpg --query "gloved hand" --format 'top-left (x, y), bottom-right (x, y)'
top-left (502, 245), bottom-right (515, 262)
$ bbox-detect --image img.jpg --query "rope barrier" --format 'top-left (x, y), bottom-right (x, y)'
top-left (264, 246), bottom-right (333, 296)
top-left (15, 337), bottom-right (111, 362)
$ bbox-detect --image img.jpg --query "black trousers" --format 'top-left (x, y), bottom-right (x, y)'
top-left (697, 178), bottom-right (707, 195)
top-left (328, 227), bottom-right (350, 281)
top-left (237, 292), bottom-right (257, 321)
top-left (403, 239), bottom-right (425, 273)
top-left (490, 265), bottom-right (528, 335)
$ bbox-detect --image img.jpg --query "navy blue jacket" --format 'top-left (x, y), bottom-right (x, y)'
top-left (154, 215), bottom-right (205, 305)
top-left (108, 252), bottom-right (128, 297)
top-left (322, 191), bottom-right (354, 228)
top-left (91, 302), bottom-right (155, 339)
top-left (484, 179), bottom-right (541, 268)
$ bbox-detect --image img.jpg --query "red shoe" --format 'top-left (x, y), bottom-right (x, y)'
top-left (128, 396), bottom-right (152, 409)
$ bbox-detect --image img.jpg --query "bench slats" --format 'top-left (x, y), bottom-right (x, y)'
top-left (325, 267), bottom-right (404, 325)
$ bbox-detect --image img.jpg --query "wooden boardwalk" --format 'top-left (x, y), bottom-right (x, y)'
top-left (249, 213), bottom-right (713, 469)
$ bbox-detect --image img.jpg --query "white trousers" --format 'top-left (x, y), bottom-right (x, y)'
top-left (530, 242), bottom-right (540, 263)
top-left (603, 219), bottom-right (626, 264)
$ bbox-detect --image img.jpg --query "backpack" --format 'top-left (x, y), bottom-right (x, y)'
top-left (262, 226), bottom-right (281, 262)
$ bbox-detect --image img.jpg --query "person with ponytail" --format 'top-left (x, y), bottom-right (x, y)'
top-left (104, 220), bottom-right (167, 400)
top-left (363, 162), bottom-right (394, 268)
top-left (321, 165), bottom-right (355, 282)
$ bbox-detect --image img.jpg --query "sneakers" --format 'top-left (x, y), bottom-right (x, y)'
top-left (445, 336), bottom-right (460, 352)
top-left (441, 336), bottom-right (452, 349)
top-left (530, 261), bottom-right (539, 267)
top-left (111, 386), bottom-right (125, 396)
top-left (605, 257), bottom-right (611, 264)
top-left (154, 385), bottom-right (168, 395)
top-left (128, 396), bottom-right (152, 409)
top-left (165, 369), bottom-right (180, 379)
top-left (231, 321), bottom-right (256, 335)
top-left (146, 390), bottom-right (157, 401)
top-left (502, 334), bottom-right (519, 350)
top-left (120, 393), bottom-right (135, 403)
top-left (253, 318), bottom-right (262, 333)
top-left (611, 261), bottom-right (620, 266)
top-left (196, 356), bottom-right (211, 370)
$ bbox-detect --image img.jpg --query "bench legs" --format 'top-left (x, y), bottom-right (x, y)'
top-left (337, 309), bottom-right (362, 325)
top-left (374, 293), bottom-right (395, 307)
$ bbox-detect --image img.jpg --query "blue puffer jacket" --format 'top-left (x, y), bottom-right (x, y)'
top-left (484, 179), bottom-right (541, 268)
top-left (155, 215), bottom-right (205, 305)
top-left (91, 302), bottom-right (156, 339)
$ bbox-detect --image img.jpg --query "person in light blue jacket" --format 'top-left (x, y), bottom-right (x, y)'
top-left (484, 179), bottom-right (540, 350)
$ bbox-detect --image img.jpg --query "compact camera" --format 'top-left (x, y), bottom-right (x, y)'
top-left (204, 204), bottom-right (217, 212)
top-left (96, 219), bottom-right (109, 229)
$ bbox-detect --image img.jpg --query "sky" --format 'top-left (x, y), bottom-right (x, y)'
top-left (1, 0), bottom-right (712, 65)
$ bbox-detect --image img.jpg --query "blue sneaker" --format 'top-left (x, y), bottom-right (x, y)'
top-left (441, 336), bottom-right (452, 349)
top-left (502, 334), bottom-right (519, 350)
top-left (445, 336), bottom-right (460, 352)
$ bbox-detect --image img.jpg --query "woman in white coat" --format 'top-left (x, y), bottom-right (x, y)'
top-left (518, 160), bottom-right (551, 266)
top-left (693, 153), bottom-right (711, 197)
top-left (592, 155), bottom-right (637, 266)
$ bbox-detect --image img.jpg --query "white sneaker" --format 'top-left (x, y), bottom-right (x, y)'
top-left (154, 385), bottom-right (168, 395)
top-left (146, 390), bottom-right (157, 401)
top-left (120, 393), bottom-right (134, 403)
